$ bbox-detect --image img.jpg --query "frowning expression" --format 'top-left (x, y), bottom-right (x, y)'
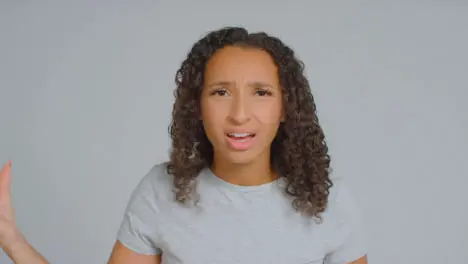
top-left (200, 46), bottom-right (284, 165)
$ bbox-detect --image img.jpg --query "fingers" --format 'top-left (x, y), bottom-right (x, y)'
top-left (0, 160), bottom-right (12, 195)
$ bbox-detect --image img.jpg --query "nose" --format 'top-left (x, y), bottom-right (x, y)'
top-left (227, 94), bottom-right (251, 125)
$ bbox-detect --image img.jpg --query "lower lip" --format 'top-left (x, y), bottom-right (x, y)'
top-left (225, 135), bottom-right (255, 150)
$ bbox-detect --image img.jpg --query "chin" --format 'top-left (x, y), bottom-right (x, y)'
top-left (222, 151), bottom-right (259, 165)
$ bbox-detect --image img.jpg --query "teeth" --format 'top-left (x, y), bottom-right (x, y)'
top-left (229, 133), bottom-right (251, 138)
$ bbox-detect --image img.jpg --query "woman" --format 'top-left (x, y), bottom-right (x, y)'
top-left (0, 27), bottom-right (368, 264)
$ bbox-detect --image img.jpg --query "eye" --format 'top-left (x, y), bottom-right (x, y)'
top-left (255, 89), bottom-right (273, 96)
top-left (210, 89), bottom-right (229, 96)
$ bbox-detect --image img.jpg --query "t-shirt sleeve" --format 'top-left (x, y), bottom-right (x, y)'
top-left (116, 167), bottom-right (162, 255)
top-left (325, 180), bottom-right (368, 264)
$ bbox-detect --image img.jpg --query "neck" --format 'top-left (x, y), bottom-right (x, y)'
top-left (211, 152), bottom-right (278, 186)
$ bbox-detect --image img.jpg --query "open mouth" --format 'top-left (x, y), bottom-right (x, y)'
top-left (226, 132), bottom-right (256, 141)
top-left (225, 132), bottom-right (256, 150)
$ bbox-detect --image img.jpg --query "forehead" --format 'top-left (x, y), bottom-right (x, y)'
top-left (204, 46), bottom-right (279, 84)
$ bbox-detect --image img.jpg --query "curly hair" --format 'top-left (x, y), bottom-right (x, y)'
top-left (166, 26), bottom-right (333, 219)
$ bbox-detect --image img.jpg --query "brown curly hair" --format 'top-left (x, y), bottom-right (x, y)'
top-left (166, 26), bottom-right (333, 219)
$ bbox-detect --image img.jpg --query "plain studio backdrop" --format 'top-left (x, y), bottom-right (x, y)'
top-left (0, 1), bottom-right (467, 263)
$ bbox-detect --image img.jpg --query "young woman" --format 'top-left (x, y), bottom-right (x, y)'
top-left (0, 27), bottom-right (368, 264)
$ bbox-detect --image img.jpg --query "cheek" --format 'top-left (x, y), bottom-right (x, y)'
top-left (201, 101), bottom-right (228, 124)
top-left (255, 101), bottom-right (283, 125)
top-left (254, 101), bottom-right (283, 139)
top-left (201, 102), bottom-right (228, 140)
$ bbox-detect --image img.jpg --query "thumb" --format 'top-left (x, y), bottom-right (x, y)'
top-left (0, 160), bottom-right (12, 197)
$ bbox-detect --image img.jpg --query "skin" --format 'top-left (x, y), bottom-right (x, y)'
top-left (0, 46), bottom-right (367, 264)
top-left (0, 161), bottom-right (49, 264)
top-left (201, 46), bottom-right (284, 186)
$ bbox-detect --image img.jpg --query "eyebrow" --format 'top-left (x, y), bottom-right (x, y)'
top-left (206, 81), bottom-right (276, 89)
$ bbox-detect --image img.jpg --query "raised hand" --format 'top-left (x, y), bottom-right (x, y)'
top-left (0, 160), bottom-right (21, 250)
top-left (0, 161), bottom-right (49, 263)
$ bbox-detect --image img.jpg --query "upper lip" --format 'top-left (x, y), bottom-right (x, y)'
top-left (226, 131), bottom-right (256, 135)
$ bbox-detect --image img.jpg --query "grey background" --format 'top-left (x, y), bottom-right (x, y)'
top-left (1, 1), bottom-right (467, 263)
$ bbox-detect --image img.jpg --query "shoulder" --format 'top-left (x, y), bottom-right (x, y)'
top-left (138, 161), bottom-right (172, 187)
top-left (126, 162), bottom-right (174, 207)
top-left (116, 162), bottom-right (173, 255)
top-left (321, 177), bottom-right (365, 238)
top-left (324, 177), bottom-right (364, 226)
top-left (327, 177), bottom-right (360, 213)
top-left (322, 177), bottom-right (368, 262)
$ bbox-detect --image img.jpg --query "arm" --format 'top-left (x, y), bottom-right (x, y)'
top-left (107, 241), bottom-right (161, 264)
top-left (2, 232), bottom-right (49, 264)
top-left (0, 161), bottom-right (49, 263)
top-left (348, 255), bottom-right (368, 264)
top-left (1, 161), bottom-right (162, 264)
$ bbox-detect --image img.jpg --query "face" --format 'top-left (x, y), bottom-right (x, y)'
top-left (200, 46), bottom-right (284, 165)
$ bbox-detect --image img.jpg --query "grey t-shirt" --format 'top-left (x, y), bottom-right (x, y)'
top-left (117, 163), bottom-right (367, 264)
